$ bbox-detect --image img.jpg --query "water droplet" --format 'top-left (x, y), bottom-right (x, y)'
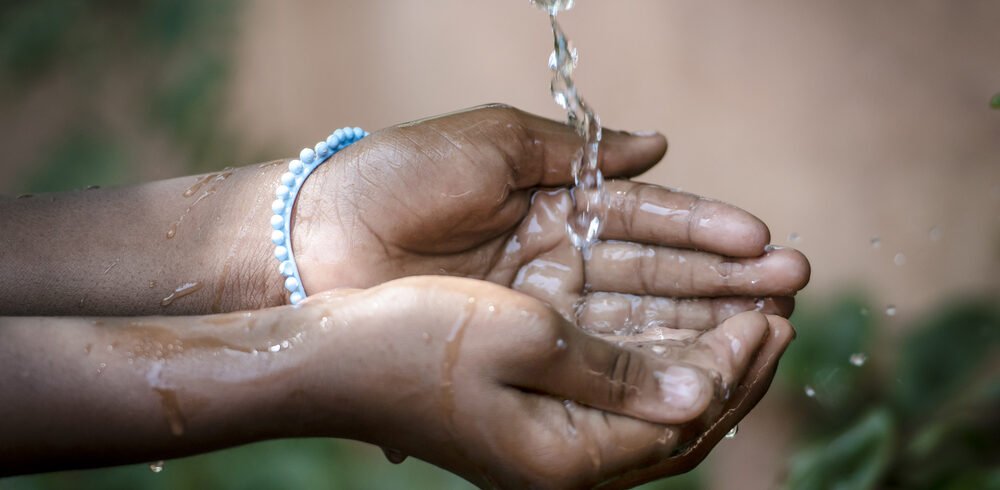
top-left (870, 237), bottom-right (881, 248)
top-left (893, 253), bottom-right (906, 266)
top-left (161, 281), bottom-right (204, 307)
top-left (487, 304), bottom-right (496, 313)
top-left (149, 461), bottom-right (165, 473)
top-left (555, 338), bottom-right (567, 350)
top-left (381, 447), bottom-right (408, 464)
top-left (928, 225), bottom-right (941, 241)
top-left (849, 353), bottom-right (868, 367)
top-left (651, 345), bottom-right (667, 355)
top-left (804, 385), bottom-right (816, 398)
top-left (754, 298), bottom-right (765, 311)
top-left (885, 305), bottom-right (897, 317)
top-left (724, 424), bottom-right (739, 439)
top-left (788, 232), bottom-right (800, 243)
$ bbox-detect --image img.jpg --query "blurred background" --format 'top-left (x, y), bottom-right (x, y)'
top-left (1, 1), bottom-right (998, 488)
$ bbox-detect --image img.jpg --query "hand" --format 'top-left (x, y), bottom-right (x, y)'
top-left (291, 104), bottom-right (810, 329)
top-left (293, 276), bottom-right (795, 489)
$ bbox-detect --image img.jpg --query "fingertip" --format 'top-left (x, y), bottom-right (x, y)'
top-left (762, 248), bottom-right (811, 294)
top-left (601, 129), bottom-right (668, 178)
top-left (764, 314), bottom-right (796, 346)
top-left (649, 363), bottom-right (713, 424)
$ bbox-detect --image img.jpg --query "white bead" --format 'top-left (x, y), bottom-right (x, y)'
top-left (284, 276), bottom-right (300, 292)
top-left (280, 172), bottom-right (295, 186)
top-left (270, 215), bottom-right (284, 230)
top-left (333, 129), bottom-right (345, 142)
top-left (326, 133), bottom-right (341, 148)
top-left (271, 230), bottom-right (285, 245)
top-left (289, 291), bottom-right (304, 305)
top-left (279, 260), bottom-right (295, 276)
top-left (274, 246), bottom-right (288, 261)
top-left (288, 159), bottom-right (304, 174)
top-left (299, 148), bottom-right (316, 164)
top-left (315, 141), bottom-right (330, 157)
top-left (352, 127), bottom-right (364, 139)
top-left (271, 199), bottom-right (285, 214)
top-left (275, 185), bottom-right (290, 199)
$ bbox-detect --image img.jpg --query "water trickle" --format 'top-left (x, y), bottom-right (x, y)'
top-left (532, 0), bottom-right (606, 251)
top-left (849, 352), bottom-right (867, 367)
top-left (893, 252), bottom-right (906, 266)
top-left (724, 424), bottom-right (739, 439)
top-left (804, 385), bottom-right (816, 398)
top-left (870, 236), bottom-right (881, 249)
top-left (149, 461), bottom-right (165, 473)
top-left (885, 305), bottom-right (897, 317)
top-left (154, 388), bottom-right (186, 436)
top-left (381, 447), bottom-right (408, 464)
top-left (160, 281), bottom-right (204, 307)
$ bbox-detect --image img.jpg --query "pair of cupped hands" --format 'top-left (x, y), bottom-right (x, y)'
top-left (266, 105), bottom-right (809, 488)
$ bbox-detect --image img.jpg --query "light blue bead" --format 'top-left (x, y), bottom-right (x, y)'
top-left (333, 129), bottom-right (345, 142)
top-left (276, 185), bottom-right (290, 199)
top-left (326, 133), bottom-right (341, 148)
top-left (271, 199), bottom-right (285, 214)
top-left (279, 260), bottom-right (295, 276)
top-left (299, 148), bottom-right (316, 164)
top-left (274, 246), bottom-right (288, 261)
top-left (288, 159), bottom-right (304, 174)
top-left (284, 277), bottom-right (299, 292)
top-left (315, 141), bottom-right (330, 157)
top-left (280, 172), bottom-right (295, 186)
top-left (270, 215), bottom-right (284, 230)
top-left (289, 291), bottom-right (304, 305)
top-left (271, 230), bottom-right (285, 245)
top-left (352, 127), bottom-right (364, 139)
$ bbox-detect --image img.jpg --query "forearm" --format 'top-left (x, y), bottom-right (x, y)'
top-left (0, 162), bottom-right (288, 315)
top-left (0, 305), bottom-right (349, 476)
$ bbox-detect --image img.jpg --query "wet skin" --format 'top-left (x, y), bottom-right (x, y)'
top-left (0, 105), bottom-right (810, 486)
top-left (0, 277), bottom-right (793, 489)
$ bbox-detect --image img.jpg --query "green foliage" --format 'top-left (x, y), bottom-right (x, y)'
top-left (779, 295), bottom-right (1000, 490)
top-left (22, 129), bottom-right (127, 193)
top-left (785, 408), bottom-right (894, 490)
top-left (991, 92), bottom-right (1000, 109)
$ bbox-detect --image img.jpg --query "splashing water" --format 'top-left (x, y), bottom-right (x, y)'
top-left (885, 305), bottom-right (897, 317)
top-left (532, 0), bottom-right (606, 250)
top-left (724, 424), bottom-right (739, 439)
top-left (849, 352), bottom-right (868, 367)
top-left (149, 461), bottom-right (165, 473)
top-left (804, 385), bottom-right (816, 398)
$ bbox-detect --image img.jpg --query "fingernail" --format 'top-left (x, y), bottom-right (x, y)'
top-left (653, 366), bottom-right (702, 409)
top-left (628, 130), bottom-right (660, 137)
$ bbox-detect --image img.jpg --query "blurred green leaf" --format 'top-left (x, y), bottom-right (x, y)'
top-left (21, 129), bottom-right (127, 193)
top-left (778, 294), bottom-right (874, 422)
top-left (991, 92), bottom-right (1000, 109)
top-left (0, 0), bottom-right (83, 82)
top-left (784, 408), bottom-right (895, 490)
top-left (892, 301), bottom-right (1000, 419)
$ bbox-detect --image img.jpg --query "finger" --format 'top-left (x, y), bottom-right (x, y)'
top-left (673, 311), bottom-right (770, 389)
top-left (577, 292), bottom-right (794, 334)
top-left (471, 105), bottom-right (668, 187)
top-left (602, 180), bottom-right (770, 257)
top-left (595, 315), bottom-right (796, 489)
top-left (586, 241), bottom-right (811, 297)
top-left (508, 321), bottom-right (718, 425)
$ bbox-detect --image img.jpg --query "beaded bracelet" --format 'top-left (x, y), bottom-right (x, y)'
top-left (271, 126), bottom-right (368, 305)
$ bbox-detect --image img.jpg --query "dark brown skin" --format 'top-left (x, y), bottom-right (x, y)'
top-left (0, 277), bottom-right (794, 489)
top-left (0, 105), bottom-right (810, 487)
